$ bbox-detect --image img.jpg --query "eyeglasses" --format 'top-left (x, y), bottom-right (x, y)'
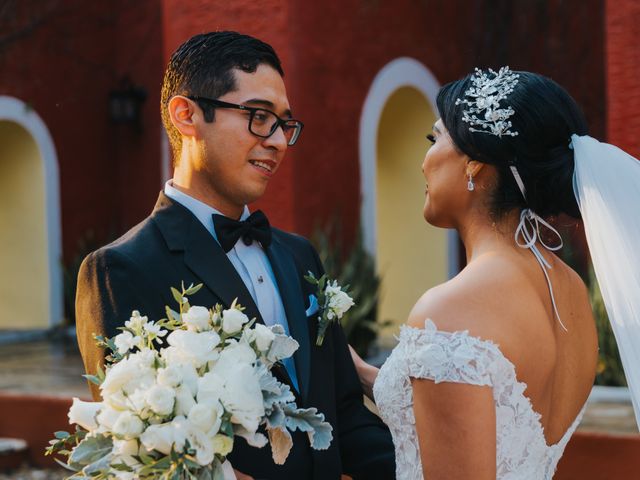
top-left (187, 96), bottom-right (304, 146)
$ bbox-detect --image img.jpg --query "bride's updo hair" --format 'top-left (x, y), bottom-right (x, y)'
top-left (436, 71), bottom-right (588, 219)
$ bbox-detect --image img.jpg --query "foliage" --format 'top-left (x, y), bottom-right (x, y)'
top-left (559, 228), bottom-right (627, 387)
top-left (312, 225), bottom-right (391, 358)
top-left (590, 267), bottom-right (627, 387)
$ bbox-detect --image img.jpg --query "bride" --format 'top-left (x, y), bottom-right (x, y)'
top-left (350, 67), bottom-right (640, 479)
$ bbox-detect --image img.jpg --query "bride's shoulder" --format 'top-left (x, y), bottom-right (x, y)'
top-left (406, 258), bottom-right (530, 349)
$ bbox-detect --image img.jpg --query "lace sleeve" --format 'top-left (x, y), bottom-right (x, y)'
top-left (401, 320), bottom-right (504, 387)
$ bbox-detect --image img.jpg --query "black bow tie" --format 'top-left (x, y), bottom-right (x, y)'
top-left (212, 210), bottom-right (272, 253)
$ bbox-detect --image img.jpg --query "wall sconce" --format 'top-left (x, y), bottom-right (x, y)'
top-left (108, 77), bottom-right (147, 130)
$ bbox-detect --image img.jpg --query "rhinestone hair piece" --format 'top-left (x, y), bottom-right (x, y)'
top-left (455, 66), bottom-right (520, 137)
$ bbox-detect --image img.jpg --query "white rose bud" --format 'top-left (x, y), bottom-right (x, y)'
top-left (125, 311), bottom-right (148, 332)
top-left (212, 434), bottom-right (234, 456)
top-left (68, 398), bottom-right (102, 432)
top-left (112, 411), bottom-right (144, 439)
top-left (222, 308), bottom-right (249, 334)
top-left (182, 306), bottom-right (212, 332)
top-left (145, 385), bottom-right (176, 416)
top-left (252, 324), bottom-right (276, 352)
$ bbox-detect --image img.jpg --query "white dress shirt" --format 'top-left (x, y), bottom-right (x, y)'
top-left (164, 181), bottom-right (298, 390)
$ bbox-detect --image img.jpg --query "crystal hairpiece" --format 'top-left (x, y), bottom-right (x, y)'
top-left (455, 66), bottom-right (520, 137)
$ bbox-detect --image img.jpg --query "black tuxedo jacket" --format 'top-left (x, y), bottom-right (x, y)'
top-left (76, 192), bottom-right (395, 480)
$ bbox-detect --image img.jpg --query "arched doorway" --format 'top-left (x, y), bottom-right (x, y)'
top-left (0, 96), bottom-right (62, 329)
top-left (359, 59), bottom-right (457, 340)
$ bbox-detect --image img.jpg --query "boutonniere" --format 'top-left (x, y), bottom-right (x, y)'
top-left (304, 272), bottom-right (355, 346)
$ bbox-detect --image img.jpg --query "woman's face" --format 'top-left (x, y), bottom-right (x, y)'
top-left (421, 119), bottom-right (471, 227)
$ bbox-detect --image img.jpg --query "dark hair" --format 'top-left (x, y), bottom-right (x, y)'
top-left (436, 71), bottom-right (588, 219)
top-left (160, 31), bottom-right (284, 160)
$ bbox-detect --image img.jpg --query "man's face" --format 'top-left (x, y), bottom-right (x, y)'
top-left (192, 64), bottom-right (291, 215)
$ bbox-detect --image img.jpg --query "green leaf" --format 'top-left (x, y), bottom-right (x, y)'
top-left (54, 431), bottom-right (70, 440)
top-left (185, 283), bottom-right (203, 296)
top-left (68, 434), bottom-right (112, 469)
top-left (171, 287), bottom-right (184, 305)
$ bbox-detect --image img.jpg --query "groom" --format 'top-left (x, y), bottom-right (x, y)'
top-left (76, 31), bottom-right (395, 479)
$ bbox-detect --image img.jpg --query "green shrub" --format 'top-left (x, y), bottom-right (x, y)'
top-left (312, 226), bottom-right (391, 358)
top-left (590, 267), bottom-right (627, 387)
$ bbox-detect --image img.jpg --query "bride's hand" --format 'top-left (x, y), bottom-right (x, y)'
top-left (348, 345), bottom-right (379, 401)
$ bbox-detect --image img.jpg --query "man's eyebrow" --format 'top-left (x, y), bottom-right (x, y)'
top-left (433, 124), bottom-right (442, 135)
top-left (244, 98), bottom-right (292, 117)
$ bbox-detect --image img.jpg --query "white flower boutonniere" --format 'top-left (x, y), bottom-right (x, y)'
top-left (305, 272), bottom-right (355, 346)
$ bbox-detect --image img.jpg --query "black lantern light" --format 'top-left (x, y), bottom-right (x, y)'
top-left (108, 77), bottom-right (147, 129)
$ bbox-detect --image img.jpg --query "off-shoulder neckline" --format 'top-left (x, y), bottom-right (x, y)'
top-left (398, 318), bottom-right (586, 450)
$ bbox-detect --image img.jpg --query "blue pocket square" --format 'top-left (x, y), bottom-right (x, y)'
top-left (305, 294), bottom-right (319, 317)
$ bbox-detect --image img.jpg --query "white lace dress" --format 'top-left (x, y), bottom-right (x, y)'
top-left (373, 320), bottom-right (585, 480)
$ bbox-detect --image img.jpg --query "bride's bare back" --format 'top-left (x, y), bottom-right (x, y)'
top-left (407, 245), bottom-right (598, 445)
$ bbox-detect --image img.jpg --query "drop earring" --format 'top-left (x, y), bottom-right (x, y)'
top-left (467, 174), bottom-right (475, 191)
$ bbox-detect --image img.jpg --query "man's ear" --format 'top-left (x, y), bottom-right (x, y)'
top-left (168, 96), bottom-right (198, 138)
top-left (466, 160), bottom-right (485, 179)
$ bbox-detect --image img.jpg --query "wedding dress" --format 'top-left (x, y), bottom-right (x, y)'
top-left (373, 319), bottom-right (585, 480)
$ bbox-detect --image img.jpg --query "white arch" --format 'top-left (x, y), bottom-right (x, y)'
top-left (359, 57), bottom-right (459, 277)
top-left (0, 96), bottom-right (63, 327)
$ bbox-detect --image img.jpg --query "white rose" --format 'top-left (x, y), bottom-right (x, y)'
top-left (100, 359), bottom-right (137, 396)
top-left (111, 438), bottom-right (140, 471)
top-left (211, 361), bottom-right (263, 433)
top-left (140, 422), bottom-right (176, 455)
top-left (212, 434), bottom-right (234, 456)
top-left (112, 438), bottom-right (139, 457)
top-left (215, 341), bottom-right (256, 371)
top-left (196, 371), bottom-right (225, 405)
top-left (114, 331), bottom-right (140, 355)
top-left (101, 351), bottom-right (157, 396)
top-left (166, 330), bottom-right (220, 368)
top-left (68, 398), bottom-right (102, 432)
top-left (326, 284), bottom-right (354, 319)
top-left (145, 384), bottom-right (176, 416)
top-left (253, 324), bottom-right (276, 352)
top-left (156, 365), bottom-right (183, 388)
top-left (126, 389), bottom-right (149, 417)
top-left (222, 308), bottom-right (249, 334)
top-left (184, 422), bottom-right (215, 466)
top-left (188, 401), bottom-right (223, 435)
top-left (174, 384), bottom-right (197, 417)
top-left (182, 306), bottom-right (212, 332)
top-left (96, 405), bottom-right (122, 432)
top-left (112, 411), bottom-right (144, 439)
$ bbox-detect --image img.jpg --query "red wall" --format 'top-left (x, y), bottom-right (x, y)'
top-left (606, 0), bottom-right (640, 158)
top-left (0, 0), bottom-right (163, 261)
top-left (161, 0), bottom-right (606, 247)
top-left (0, 0), bottom-right (607, 259)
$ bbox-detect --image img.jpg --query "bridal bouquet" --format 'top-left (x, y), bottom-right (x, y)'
top-left (46, 283), bottom-right (332, 479)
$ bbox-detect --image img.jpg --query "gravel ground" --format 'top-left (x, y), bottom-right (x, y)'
top-left (0, 466), bottom-right (67, 480)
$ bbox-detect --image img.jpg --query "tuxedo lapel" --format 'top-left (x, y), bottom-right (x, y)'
top-left (152, 193), bottom-right (263, 324)
top-left (266, 235), bottom-right (311, 403)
